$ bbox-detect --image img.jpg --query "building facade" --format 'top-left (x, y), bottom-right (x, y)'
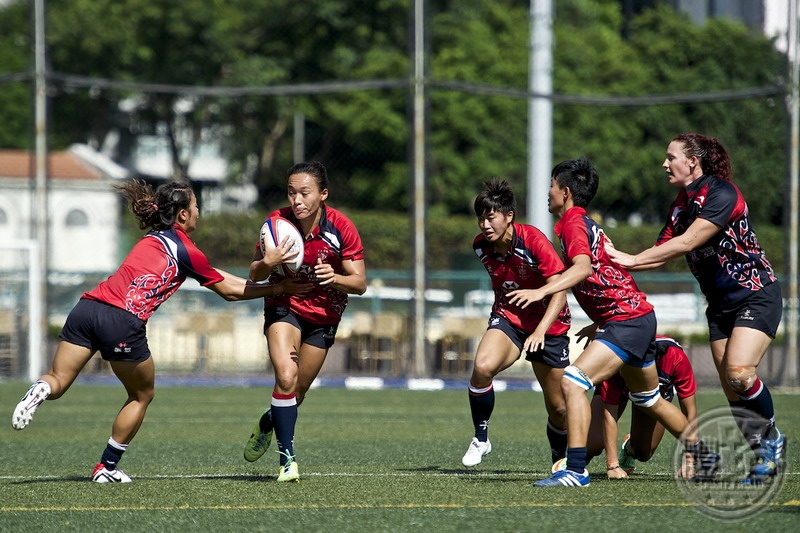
top-left (0, 146), bottom-right (123, 274)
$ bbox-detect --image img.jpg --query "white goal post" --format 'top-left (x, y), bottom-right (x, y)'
top-left (0, 239), bottom-right (43, 381)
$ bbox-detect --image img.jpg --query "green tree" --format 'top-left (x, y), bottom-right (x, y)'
top-left (43, 0), bottom-right (264, 179)
top-left (626, 4), bottom-right (788, 226)
top-left (0, 0), bottom-right (789, 234)
top-left (0, 1), bottom-right (31, 149)
top-left (550, 1), bottom-right (787, 225)
top-left (427, 0), bottom-right (530, 215)
top-left (215, 0), bottom-right (411, 210)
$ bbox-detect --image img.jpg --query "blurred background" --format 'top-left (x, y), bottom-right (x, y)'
top-left (0, 0), bottom-right (796, 387)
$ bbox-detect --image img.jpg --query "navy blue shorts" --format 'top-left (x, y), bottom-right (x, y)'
top-left (707, 282), bottom-right (783, 341)
top-left (488, 314), bottom-right (570, 368)
top-left (59, 298), bottom-right (151, 362)
top-left (263, 306), bottom-right (338, 349)
top-left (594, 312), bottom-right (657, 368)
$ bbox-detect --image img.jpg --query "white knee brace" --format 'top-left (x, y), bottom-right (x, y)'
top-left (564, 365), bottom-right (593, 391)
top-left (629, 388), bottom-right (660, 409)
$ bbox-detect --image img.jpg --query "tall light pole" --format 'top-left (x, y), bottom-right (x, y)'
top-left (411, 0), bottom-right (428, 376)
top-left (527, 0), bottom-right (554, 234)
top-left (786, 0), bottom-right (799, 386)
top-left (31, 0), bottom-right (48, 381)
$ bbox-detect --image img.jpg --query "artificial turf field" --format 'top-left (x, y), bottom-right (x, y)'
top-left (1, 381), bottom-right (798, 532)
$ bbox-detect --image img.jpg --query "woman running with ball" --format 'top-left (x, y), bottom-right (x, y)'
top-left (244, 161), bottom-right (367, 482)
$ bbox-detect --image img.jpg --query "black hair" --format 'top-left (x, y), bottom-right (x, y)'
top-left (550, 158), bottom-right (599, 208)
top-left (287, 161), bottom-right (328, 191)
top-left (473, 177), bottom-right (516, 219)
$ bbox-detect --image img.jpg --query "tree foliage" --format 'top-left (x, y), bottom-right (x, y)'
top-left (0, 0), bottom-right (790, 233)
top-left (0, 1), bottom-right (31, 149)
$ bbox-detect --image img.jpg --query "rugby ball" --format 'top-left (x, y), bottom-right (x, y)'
top-left (259, 216), bottom-right (304, 276)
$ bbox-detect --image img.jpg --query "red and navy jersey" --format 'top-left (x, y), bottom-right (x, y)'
top-left (473, 222), bottom-right (570, 334)
top-left (596, 335), bottom-right (697, 404)
top-left (554, 206), bottom-right (653, 324)
top-left (83, 224), bottom-right (224, 321)
top-left (656, 175), bottom-right (777, 308)
top-left (263, 204), bottom-right (364, 325)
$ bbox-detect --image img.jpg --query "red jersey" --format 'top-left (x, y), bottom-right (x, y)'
top-left (473, 222), bottom-right (570, 334)
top-left (83, 224), bottom-right (224, 321)
top-left (596, 336), bottom-right (697, 404)
top-left (262, 204), bottom-right (364, 325)
top-left (656, 174), bottom-right (777, 308)
top-left (554, 206), bottom-right (653, 325)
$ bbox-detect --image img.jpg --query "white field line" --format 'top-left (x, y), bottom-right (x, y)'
top-left (2, 470), bottom-right (798, 481)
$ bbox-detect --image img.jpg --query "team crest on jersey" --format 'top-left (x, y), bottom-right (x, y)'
top-left (502, 281), bottom-right (519, 292)
top-left (516, 265), bottom-right (531, 280)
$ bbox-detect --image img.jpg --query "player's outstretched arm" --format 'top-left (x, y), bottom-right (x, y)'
top-left (521, 275), bottom-right (567, 352)
top-left (602, 402), bottom-right (627, 480)
top-left (508, 254), bottom-right (592, 308)
top-left (605, 218), bottom-right (719, 270)
top-left (208, 269), bottom-right (313, 301)
top-left (675, 393), bottom-right (699, 479)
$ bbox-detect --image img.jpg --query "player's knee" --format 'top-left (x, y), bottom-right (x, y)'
top-left (632, 447), bottom-right (655, 462)
top-left (628, 388), bottom-right (660, 409)
top-left (471, 358), bottom-right (498, 381)
top-left (550, 402), bottom-right (567, 422)
top-left (726, 365), bottom-right (757, 393)
top-left (563, 365), bottom-right (593, 392)
top-left (130, 386), bottom-right (154, 404)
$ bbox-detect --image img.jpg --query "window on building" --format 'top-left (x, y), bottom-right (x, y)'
top-left (65, 209), bottom-right (89, 227)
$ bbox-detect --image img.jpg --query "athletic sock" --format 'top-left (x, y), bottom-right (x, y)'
top-left (546, 418), bottom-right (568, 463)
top-left (100, 437), bottom-right (128, 470)
top-left (271, 392), bottom-right (298, 465)
top-left (467, 383), bottom-right (494, 442)
top-left (733, 378), bottom-right (777, 446)
top-left (259, 409), bottom-right (274, 434)
top-left (565, 447), bottom-right (587, 474)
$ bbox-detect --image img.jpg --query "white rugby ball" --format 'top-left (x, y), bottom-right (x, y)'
top-left (259, 216), bottom-right (304, 276)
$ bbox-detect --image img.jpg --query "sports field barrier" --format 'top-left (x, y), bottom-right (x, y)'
top-left (0, 269), bottom-right (794, 387)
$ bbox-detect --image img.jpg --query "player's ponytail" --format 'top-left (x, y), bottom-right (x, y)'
top-left (673, 133), bottom-right (733, 182)
top-left (115, 179), bottom-right (194, 231)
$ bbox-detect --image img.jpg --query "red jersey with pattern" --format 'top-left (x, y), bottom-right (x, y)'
top-left (596, 336), bottom-right (697, 404)
top-left (554, 206), bottom-right (653, 324)
top-left (82, 224), bottom-right (224, 321)
top-left (473, 222), bottom-right (570, 335)
top-left (656, 175), bottom-right (777, 308)
top-left (262, 204), bottom-right (364, 325)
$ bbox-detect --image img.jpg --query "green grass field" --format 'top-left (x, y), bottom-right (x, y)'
top-left (1, 381), bottom-right (798, 532)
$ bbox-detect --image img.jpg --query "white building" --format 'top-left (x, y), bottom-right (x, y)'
top-left (0, 145), bottom-right (126, 274)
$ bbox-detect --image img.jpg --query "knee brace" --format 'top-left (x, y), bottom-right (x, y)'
top-left (629, 388), bottom-right (660, 409)
top-left (563, 365), bottom-right (593, 391)
top-left (727, 365), bottom-right (757, 394)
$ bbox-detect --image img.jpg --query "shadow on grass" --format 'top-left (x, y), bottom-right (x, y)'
top-left (10, 476), bottom-right (91, 484)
